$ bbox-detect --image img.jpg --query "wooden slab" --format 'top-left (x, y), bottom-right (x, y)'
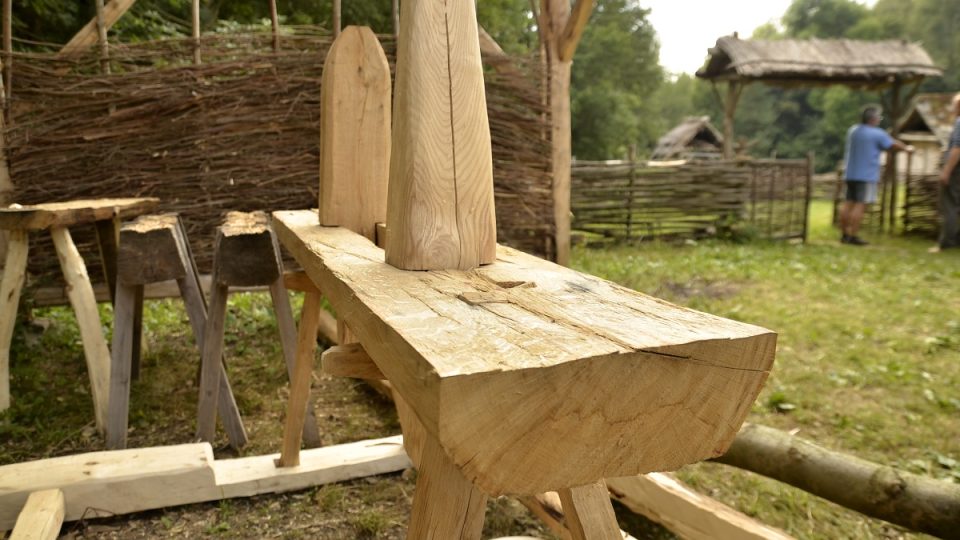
top-left (0, 198), bottom-right (159, 231)
top-left (117, 214), bottom-right (189, 285)
top-left (385, 0), bottom-right (497, 270)
top-left (274, 210), bottom-right (776, 496)
top-left (319, 26), bottom-right (391, 242)
top-left (215, 211), bottom-right (282, 287)
top-left (0, 436), bottom-right (409, 532)
top-left (9, 489), bottom-right (64, 540)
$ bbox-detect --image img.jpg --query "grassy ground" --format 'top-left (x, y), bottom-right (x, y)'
top-left (573, 201), bottom-right (960, 539)
top-left (1, 200), bottom-right (957, 538)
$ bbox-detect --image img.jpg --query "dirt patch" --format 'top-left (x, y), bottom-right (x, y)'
top-left (657, 278), bottom-right (742, 302)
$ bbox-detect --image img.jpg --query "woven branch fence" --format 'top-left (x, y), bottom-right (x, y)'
top-left (828, 168), bottom-right (941, 236)
top-left (571, 158), bottom-right (812, 243)
top-left (3, 27), bottom-right (553, 289)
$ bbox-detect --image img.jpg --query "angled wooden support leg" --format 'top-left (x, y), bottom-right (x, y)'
top-left (269, 278), bottom-right (322, 447)
top-left (51, 226), bottom-right (111, 433)
top-left (407, 433), bottom-right (488, 540)
top-left (105, 282), bottom-right (142, 450)
top-left (0, 230), bottom-right (28, 412)
top-left (196, 272), bottom-right (227, 444)
top-left (277, 290), bottom-right (322, 467)
top-left (9, 489), bottom-right (65, 540)
top-left (558, 481), bottom-right (623, 540)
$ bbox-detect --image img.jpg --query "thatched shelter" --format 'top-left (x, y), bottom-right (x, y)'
top-left (697, 35), bottom-right (942, 232)
top-left (650, 116), bottom-right (723, 161)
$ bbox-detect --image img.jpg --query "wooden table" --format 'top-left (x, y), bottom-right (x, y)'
top-left (273, 209), bottom-right (777, 537)
top-left (0, 198), bottom-right (159, 432)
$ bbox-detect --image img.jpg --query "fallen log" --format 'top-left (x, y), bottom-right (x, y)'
top-left (712, 423), bottom-right (960, 539)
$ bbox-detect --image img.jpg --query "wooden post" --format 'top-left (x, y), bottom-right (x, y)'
top-left (192, 0), bottom-right (201, 65)
top-left (0, 230), bottom-right (26, 411)
top-left (558, 481), bottom-right (623, 540)
top-left (94, 0), bottom-right (111, 74)
top-left (722, 81), bottom-right (743, 159)
top-left (332, 0), bottom-right (341, 38)
top-left (802, 152), bottom-right (814, 243)
top-left (391, 0), bottom-right (399, 39)
top-left (269, 0), bottom-right (280, 52)
top-left (385, 0), bottom-right (497, 271)
top-left (2, 0), bottom-right (10, 103)
top-left (626, 145), bottom-right (636, 241)
top-left (0, 50), bottom-right (12, 265)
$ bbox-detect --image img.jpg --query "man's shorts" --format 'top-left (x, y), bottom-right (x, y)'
top-left (845, 180), bottom-right (878, 204)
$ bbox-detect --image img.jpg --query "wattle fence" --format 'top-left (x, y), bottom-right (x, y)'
top-left (571, 158), bottom-right (812, 243)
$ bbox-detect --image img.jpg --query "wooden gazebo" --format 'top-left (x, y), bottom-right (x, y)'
top-left (696, 35), bottom-right (942, 229)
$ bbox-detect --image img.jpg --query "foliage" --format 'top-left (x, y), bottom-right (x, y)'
top-left (571, 0), bottom-right (662, 160)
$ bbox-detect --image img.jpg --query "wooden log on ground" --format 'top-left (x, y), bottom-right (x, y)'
top-left (385, 0), bottom-right (497, 270)
top-left (606, 473), bottom-right (793, 540)
top-left (712, 423), bottom-right (960, 539)
top-left (9, 489), bottom-right (64, 540)
top-left (0, 436), bottom-right (409, 532)
top-left (274, 210), bottom-right (776, 496)
top-left (318, 26), bottom-right (391, 242)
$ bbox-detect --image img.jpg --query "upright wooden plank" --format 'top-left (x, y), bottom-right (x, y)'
top-left (558, 482), bottom-right (622, 540)
top-left (105, 282), bottom-right (140, 449)
top-left (277, 290), bottom-right (323, 467)
top-left (57, 0), bottom-right (139, 58)
top-left (542, 0), bottom-right (573, 265)
top-left (50, 227), bottom-right (110, 432)
top-left (269, 278), bottom-right (322, 447)
top-left (0, 230), bottom-right (26, 411)
top-left (407, 434), bottom-right (487, 540)
top-left (274, 211), bottom-right (777, 496)
top-left (319, 26), bottom-right (391, 242)
top-left (9, 490), bottom-right (64, 540)
top-left (385, 0), bottom-right (497, 270)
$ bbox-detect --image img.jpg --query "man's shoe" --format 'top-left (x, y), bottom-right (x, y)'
top-left (846, 236), bottom-right (869, 246)
top-left (841, 234), bottom-right (851, 244)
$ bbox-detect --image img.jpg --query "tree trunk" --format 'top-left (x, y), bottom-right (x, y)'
top-left (713, 424), bottom-right (960, 539)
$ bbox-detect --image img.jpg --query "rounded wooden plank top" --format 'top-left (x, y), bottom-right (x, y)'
top-left (0, 198), bottom-right (160, 230)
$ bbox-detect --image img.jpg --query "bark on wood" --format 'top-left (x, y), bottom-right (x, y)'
top-left (9, 489), bottom-right (64, 540)
top-left (319, 27), bottom-right (391, 242)
top-left (274, 210), bottom-right (776, 496)
top-left (712, 423), bottom-right (960, 539)
top-left (385, 0), bottom-right (497, 270)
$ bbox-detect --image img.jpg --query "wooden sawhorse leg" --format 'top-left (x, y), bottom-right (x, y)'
top-left (558, 481), bottom-right (623, 540)
top-left (51, 226), bottom-right (111, 433)
top-left (276, 289), bottom-right (322, 467)
top-left (106, 282), bottom-right (143, 450)
top-left (0, 230), bottom-right (28, 412)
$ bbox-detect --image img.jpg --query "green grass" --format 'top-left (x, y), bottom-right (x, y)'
top-left (572, 200), bottom-right (960, 539)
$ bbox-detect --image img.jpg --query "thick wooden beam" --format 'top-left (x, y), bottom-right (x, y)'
top-left (57, 0), bottom-right (139, 58)
top-left (0, 198), bottom-right (159, 231)
top-left (386, 0), bottom-right (497, 270)
top-left (607, 473), bottom-right (794, 540)
top-left (321, 343), bottom-right (385, 380)
top-left (319, 26), bottom-right (391, 242)
top-left (9, 489), bottom-right (64, 540)
top-left (215, 211), bottom-right (281, 287)
top-left (0, 436), bottom-right (409, 532)
top-left (557, 0), bottom-right (594, 62)
top-left (274, 210), bottom-right (776, 496)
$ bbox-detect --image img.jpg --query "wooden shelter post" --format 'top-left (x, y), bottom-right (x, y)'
top-left (2, 0), bottom-right (10, 103)
top-left (95, 0), bottom-right (111, 74)
top-left (332, 0), bottom-right (341, 38)
top-left (540, 0), bottom-right (594, 266)
top-left (192, 0), bottom-right (201, 64)
top-left (723, 81), bottom-right (743, 159)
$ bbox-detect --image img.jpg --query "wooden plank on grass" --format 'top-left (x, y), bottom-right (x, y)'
top-left (9, 489), bottom-right (64, 540)
top-left (606, 473), bottom-right (794, 540)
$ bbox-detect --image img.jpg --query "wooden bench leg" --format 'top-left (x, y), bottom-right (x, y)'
top-left (196, 278), bottom-right (228, 444)
top-left (277, 290), bottom-right (322, 467)
top-left (10, 489), bottom-right (64, 540)
top-left (0, 230), bottom-right (28, 412)
top-left (558, 481), bottom-right (622, 540)
top-left (105, 283), bottom-right (142, 449)
top-left (269, 278), bottom-right (322, 447)
top-left (51, 226), bottom-right (110, 433)
top-left (407, 433), bottom-right (487, 540)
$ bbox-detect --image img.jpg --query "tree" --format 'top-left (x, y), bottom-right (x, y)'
top-left (571, 0), bottom-right (662, 159)
top-left (783, 0), bottom-right (869, 38)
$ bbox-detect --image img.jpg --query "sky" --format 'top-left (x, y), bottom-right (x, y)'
top-left (643, 0), bottom-right (878, 76)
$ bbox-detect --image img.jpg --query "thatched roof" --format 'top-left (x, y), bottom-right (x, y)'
top-left (651, 116), bottom-right (723, 160)
top-left (899, 93), bottom-right (956, 145)
top-left (696, 36), bottom-right (942, 87)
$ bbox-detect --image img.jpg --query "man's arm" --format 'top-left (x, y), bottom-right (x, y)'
top-left (941, 147), bottom-right (960, 185)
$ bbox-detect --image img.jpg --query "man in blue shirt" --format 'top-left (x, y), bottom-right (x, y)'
top-left (839, 106), bottom-right (913, 246)
top-left (933, 93), bottom-right (960, 252)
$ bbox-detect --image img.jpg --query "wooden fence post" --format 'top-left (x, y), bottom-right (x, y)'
top-left (269, 0), bottom-right (280, 51)
top-left (192, 0), bottom-right (201, 64)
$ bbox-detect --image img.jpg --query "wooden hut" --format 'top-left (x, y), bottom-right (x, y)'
top-left (896, 93), bottom-right (955, 175)
top-left (650, 116), bottom-right (723, 161)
